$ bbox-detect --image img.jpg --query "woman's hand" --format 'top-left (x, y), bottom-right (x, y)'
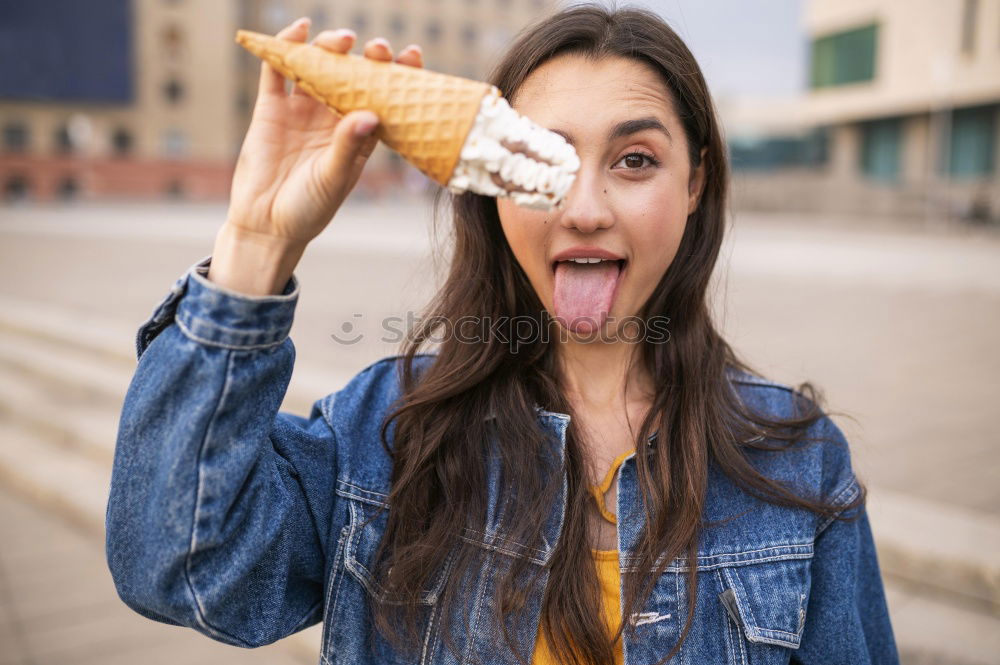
top-left (210, 18), bottom-right (424, 295)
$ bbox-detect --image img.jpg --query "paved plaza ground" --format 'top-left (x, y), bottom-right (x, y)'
top-left (0, 200), bottom-right (998, 663)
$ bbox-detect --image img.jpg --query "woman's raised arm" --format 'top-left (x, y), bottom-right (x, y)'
top-left (105, 19), bottom-right (423, 647)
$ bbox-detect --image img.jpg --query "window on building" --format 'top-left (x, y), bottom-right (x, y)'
top-left (3, 122), bottom-right (29, 152)
top-left (389, 14), bottom-right (405, 37)
top-left (352, 12), bottom-right (368, 34)
top-left (166, 179), bottom-right (185, 199)
top-left (236, 88), bottom-right (253, 114)
top-left (4, 174), bottom-right (30, 201)
top-left (163, 24), bottom-right (184, 61)
top-left (312, 7), bottom-right (328, 28)
top-left (57, 176), bottom-right (79, 200)
top-left (55, 124), bottom-right (74, 154)
top-left (264, 2), bottom-right (290, 32)
top-left (859, 117), bottom-right (903, 182)
top-left (961, 0), bottom-right (978, 53)
top-left (462, 24), bottom-right (477, 46)
top-left (426, 20), bottom-right (442, 43)
top-left (112, 127), bottom-right (133, 156)
top-left (811, 23), bottom-right (878, 88)
top-left (164, 79), bottom-right (185, 104)
top-left (162, 128), bottom-right (187, 157)
top-left (945, 104), bottom-right (997, 177)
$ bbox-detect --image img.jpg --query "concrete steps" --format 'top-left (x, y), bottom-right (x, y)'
top-left (0, 294), bottom-right (346, 662)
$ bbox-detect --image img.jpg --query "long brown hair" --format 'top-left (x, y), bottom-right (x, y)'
top-left (369, 5), bottom-right (865, 664)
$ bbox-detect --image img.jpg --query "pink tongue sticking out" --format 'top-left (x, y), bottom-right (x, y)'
top-left (553, 261), bottom-right (622, 334)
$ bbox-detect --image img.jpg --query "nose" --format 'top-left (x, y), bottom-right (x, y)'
top-left (557, 165), bottom-right (613, 234)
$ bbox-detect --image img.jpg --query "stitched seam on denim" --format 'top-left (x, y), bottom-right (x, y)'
top-left (461, 526), bottom-right (548, 560)
top-left (336, 489), bottom-right (389, 508)
top-left (732, 377), bottom-right (794, 392)
top-left (716, 570), bottom-right (742, 665)
top-left (816, 475), bottom-right (861, 535)
top-left (621, 543), bottom-right (813, 572)
top-left (459, 534), bottom-right (548, 566)
top-left (419, 597), bottom-right (439, 665)
top-left (722, 567), bottom-right (757, 641)
top-left (189, 264), bottom-right (299, 303)
top-left (183, 350), bottom-right (251, 647)
top-left (756, 626), bottom-right (801, 640)
top-left (337, 478), bottom-right (389, 500)
top-left (337, 479), bottom-right (390, 501)
top-left (461, 551), bottom-right (494, 664)
top-left (322, 526), bottom-right (349, 660)
top-left (420, 552), bottom-right (455, 665)
top-left (175, 314), bottom-right (288, 351)
top-left (344, 502), bottom-right (435, 605)
top-left (720, 580), bottom-right (750, 664)
top-left (676, 568), bottom-right (686, 665)
top-left (722, 568), bottom-right (802, 646)
top-left (343, 501), bottom-right (376, 597)
top-left (420, 551), bottom-right (457, 665)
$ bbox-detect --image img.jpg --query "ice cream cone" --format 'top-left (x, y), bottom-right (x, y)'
top-left (236, 30), bottom-right (493, 186)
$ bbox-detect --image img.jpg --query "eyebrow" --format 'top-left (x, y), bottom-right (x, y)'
top-left (551, 116), bottom-right (673, 146)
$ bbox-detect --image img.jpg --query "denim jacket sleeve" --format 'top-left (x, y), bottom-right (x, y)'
top-left (105, 256), bottom-right (337, 648)
top-left (793, 418), bottom-right (900, 664)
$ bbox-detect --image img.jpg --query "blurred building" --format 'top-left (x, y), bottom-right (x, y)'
top-left (0, 0), bottom-right (554, 203)
top-left (728, 0), bottom-right (1000, 223)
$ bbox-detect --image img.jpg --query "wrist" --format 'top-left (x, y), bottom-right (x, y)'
top-left (207, 224), bottom-right (307, 296)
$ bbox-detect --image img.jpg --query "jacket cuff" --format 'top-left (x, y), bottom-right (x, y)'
top-left (135, 255), bottom-right (299, 358)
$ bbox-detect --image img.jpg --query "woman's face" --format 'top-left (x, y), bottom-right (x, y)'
top-left (496, 53), bottom-right (705, 338)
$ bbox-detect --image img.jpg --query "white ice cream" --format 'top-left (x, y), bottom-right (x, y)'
top-left (447, 88), bottom-right (580, 210)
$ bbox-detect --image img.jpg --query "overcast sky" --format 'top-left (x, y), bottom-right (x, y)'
top-left (562, 0), bottom-right (809, 100)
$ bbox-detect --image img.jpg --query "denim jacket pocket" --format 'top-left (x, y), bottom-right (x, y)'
top-left (716, 545), bottom-right (812, 653)
top-left (343, 496), bottom-right (449, 606)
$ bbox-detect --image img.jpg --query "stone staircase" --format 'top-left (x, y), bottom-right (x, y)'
top-left (0, 294), bottom-right (340, 663)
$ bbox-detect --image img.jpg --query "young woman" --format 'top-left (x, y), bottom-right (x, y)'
top-left (106, 6), bottom-right (898, 665)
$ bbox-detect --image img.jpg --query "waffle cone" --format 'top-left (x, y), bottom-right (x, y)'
top-left (236, 30), bottom-right (493, 186)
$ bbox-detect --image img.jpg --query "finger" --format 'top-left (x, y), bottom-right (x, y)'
top-left (396, 44), bottom-right (423, 68)
top-left (319, 110), bottom-right (381, 197)
top-left (313, 28), bottom-right (356, 54)
top-left (259, 17), bottom-right (311, 97)
top-left (363, 37), bottom-right (393, 62)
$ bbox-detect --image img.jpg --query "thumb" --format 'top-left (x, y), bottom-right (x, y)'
top-left (322, 110), bottom-right (380, 185)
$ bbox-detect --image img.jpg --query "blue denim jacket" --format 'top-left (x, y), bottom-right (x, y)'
top-left (106, 257), bottom-right (899, 665)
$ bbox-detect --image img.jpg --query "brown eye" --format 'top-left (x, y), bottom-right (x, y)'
top-left (624, 154), bottom-right (645, 168)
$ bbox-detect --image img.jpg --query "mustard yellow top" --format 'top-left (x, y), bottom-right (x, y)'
top-left (531, 450), bottom-right (632, 665)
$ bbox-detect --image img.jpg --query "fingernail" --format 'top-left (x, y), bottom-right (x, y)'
top-left (371, 37), bottom-right (390, 48)
top-left (355, 114), bottom-right (379, 137)
top-left (295, 17), bottom-right (310, 27)
top-left (404, 44), bottom-right (422, 53)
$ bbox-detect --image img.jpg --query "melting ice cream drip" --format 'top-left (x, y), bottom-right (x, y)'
top-left (447, 88), bottom-right (580, 210)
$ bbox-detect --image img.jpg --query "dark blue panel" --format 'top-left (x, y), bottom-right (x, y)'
top-left (0, 0), bottom-right (133, 103)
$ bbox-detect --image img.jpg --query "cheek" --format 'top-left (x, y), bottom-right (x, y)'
top-left (498, 203), bottom-right (547, 264)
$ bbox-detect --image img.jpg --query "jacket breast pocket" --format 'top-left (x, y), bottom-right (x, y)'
top-left (343, 497), bottom-right (449, 605)
top-left (715, 549), bottom-right (812, 663)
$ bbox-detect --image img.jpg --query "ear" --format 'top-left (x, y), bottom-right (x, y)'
top-left (687, 147), bottom-right (708, 216)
